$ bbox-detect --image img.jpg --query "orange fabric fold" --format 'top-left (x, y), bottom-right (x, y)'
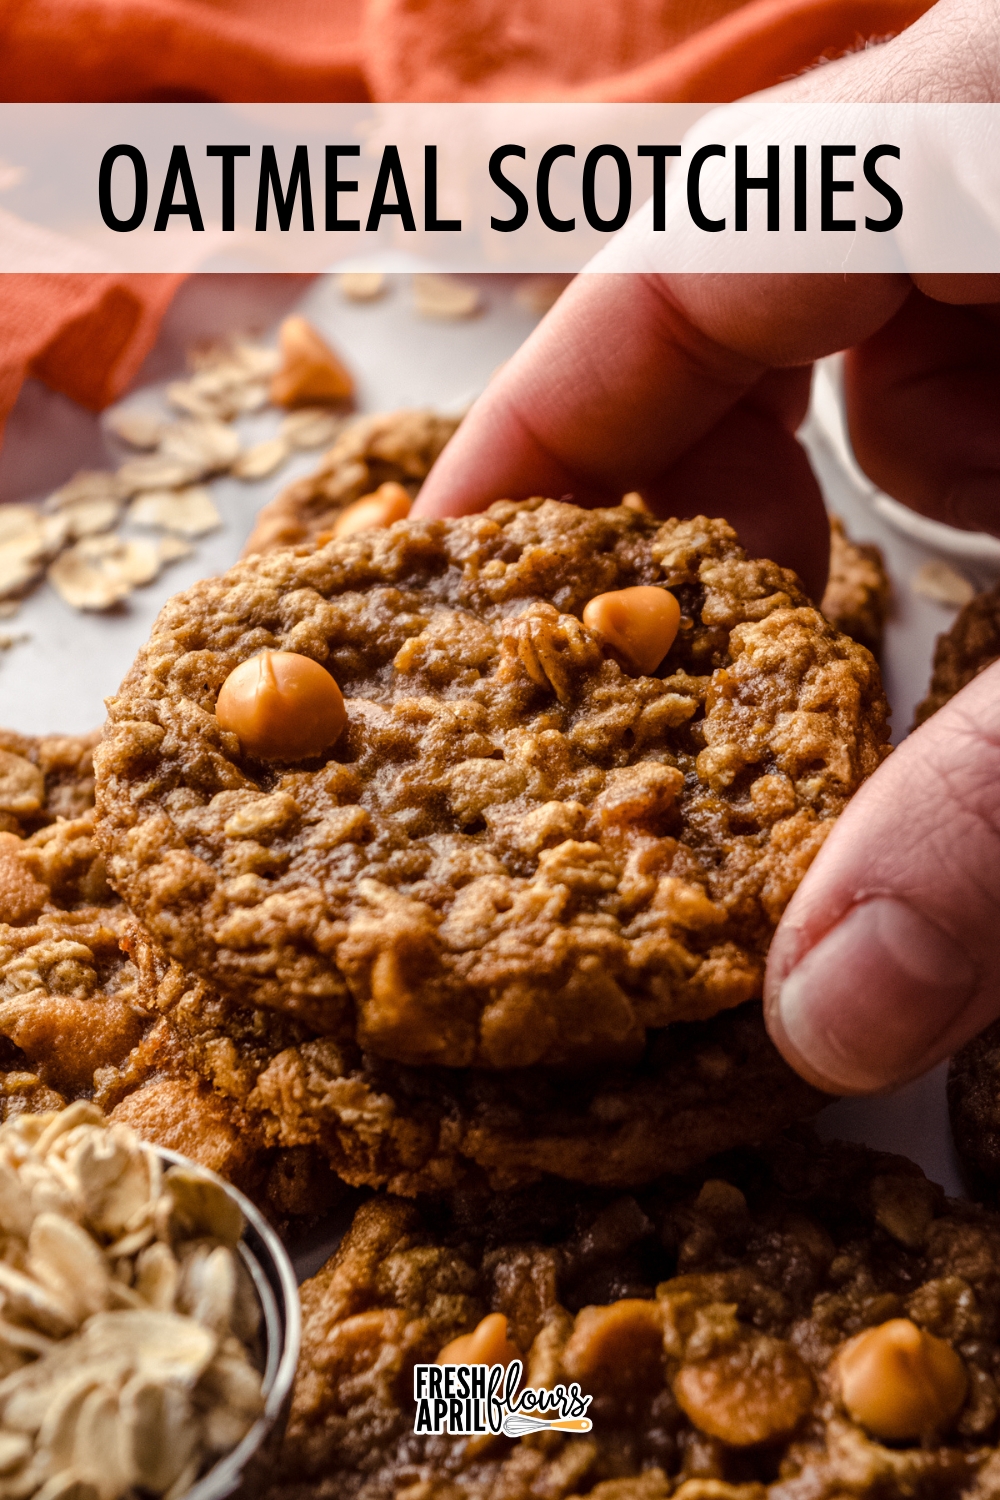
top-left (1, 275), bottom-right (185, 425)
top-left (0, 0), bottom-right (937, 450)
top-left (363, 0), bottom-right (934, 102)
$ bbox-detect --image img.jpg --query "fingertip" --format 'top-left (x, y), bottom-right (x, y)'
top-left (766, 897), bottom-right (979, 1095)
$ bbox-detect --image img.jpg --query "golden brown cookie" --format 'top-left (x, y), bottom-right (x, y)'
top-left (0, 728), bottom-right (99, 837)
top-left (125, 924), bottom-right (828, 1194)
top-left (0, 742), bottom-right (343, 1234)
top-left (270, 1132), bottom-right (1000, 1500)
top-left (914, 582), bottom-right (1000, 727)
top-left (820, 516), bottom-right (891, 656)
top-left (242, 408), bottom-right (459, 557)
top-left (96, 502), bottom-right (890, 1070)
top-left (948, 1019), bottom-right (1000, 1199)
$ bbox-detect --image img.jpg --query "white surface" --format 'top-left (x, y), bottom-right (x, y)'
top-left (0, 271), bottom-right (989, 1203)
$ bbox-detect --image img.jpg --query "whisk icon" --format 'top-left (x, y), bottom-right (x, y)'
top-left (502, 1412), bottom-right (593, 1437)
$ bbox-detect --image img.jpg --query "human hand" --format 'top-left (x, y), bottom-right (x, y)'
top-left (411, 0), bottom-right (1000, 1094)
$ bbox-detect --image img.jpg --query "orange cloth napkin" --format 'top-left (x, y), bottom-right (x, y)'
top-left (0, 0), bottom-right (935, 448)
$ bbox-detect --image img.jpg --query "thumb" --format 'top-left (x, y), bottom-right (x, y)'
top-left (764, 659), bottom-right (1000, 1094)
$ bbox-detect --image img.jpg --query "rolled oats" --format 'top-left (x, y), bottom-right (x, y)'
top-left (47, 537), bottom-right (161, 611)
top-left (912, 560), bottom-right (976, 609)
top-left (338, 271), bottom-right (386, 302)
top-left (232, 438), bottom-right (289, 482)
top-left (413, 273), bottom-right (480, 319)
top-left (279, 409), bottom-right (343, 452)
top-left (103, 412), bottom-right (165, 452)
top-left (158, 422), bottom-right (240, 475)
top-left (129, 489), bottom-right (221, 539)
top-left (0, 1108), bottom-right (264, 1500)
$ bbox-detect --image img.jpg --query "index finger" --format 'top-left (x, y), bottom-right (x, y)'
top-left (413, 270), bottom-right (909, 519)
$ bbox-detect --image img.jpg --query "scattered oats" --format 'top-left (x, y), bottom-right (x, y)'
top-left (44, 472), bottom-right (126, 510)
top-left (912, 559), bottom-right (976, 608)
top-left (48, 534), bottom-right (161, 610)
top-left (0, 507), bottom-right (43, 546)
top-left (339, 271), bottom-right (386, 302)
top-left (232, 436), bottom-right (289, 481)
top-left (280, 407), bottom-right (344, 451)
top-left (165, 379), bottom-right (223, 421)
top-left (129, 487), bottom-right (221, 538)
top-left (170, 342), bottom-right (280, 420)
top-left (413, 273), bottom-right (480, 320)
top-left (0, 601), bottom-right (19, 619)
top-left (514, 275), bottom-right (570, 315)
top-left (232, 381), bottom-right (270, 414)
top-left (0, 630), bottom-right (26, 649)
top-left (187, 338), bottom-right (235, 373)
top-left (158, 419), bottom-right (240, 473)
top-left (155, 536), bottom-right (194, 565)
top-left (104, 410), bottom-right (165, 450)
top-left (232, 343), bottom-right (281, 379)
top-left (59, 498), bottom-right (120, 540)
top-left (116, 453), bottom-right (204, 496)
top-left (0, 532), bottom-right (49, 599)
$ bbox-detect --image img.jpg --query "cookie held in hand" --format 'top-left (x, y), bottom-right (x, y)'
top-left (96, 501), bottom-right (890, 1067)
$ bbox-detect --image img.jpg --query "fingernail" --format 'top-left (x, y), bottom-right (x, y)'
top-left (774, 898), bottom-right (978, 1093)
top-left (946, 473), bottom-right (1000, 536)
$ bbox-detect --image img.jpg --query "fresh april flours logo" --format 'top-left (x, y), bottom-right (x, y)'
top-left (413, 1361), bottom-right (593, 1437)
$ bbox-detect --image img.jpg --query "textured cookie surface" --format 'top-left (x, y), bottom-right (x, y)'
top-left (0, 736), bottom-right (342, 1232)
top-left (242, 409), bottom-right (459, 557)
top-left (948, 1019), bottom-right (1000, 1196)
top-left (820, 516), bottom-right (890, 656)
top-left (0, 727), bottom-right (100, 839)
top-left (914, 583), bottom-right (1000, 726)
top-left (129, 927), bottom-right (828, 1193)
top-left (97, 502), bottom-right (890, 1069)
top-left (271, 1132), bottom-right (1000, 1500)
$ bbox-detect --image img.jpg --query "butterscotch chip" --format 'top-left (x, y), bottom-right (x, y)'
top-left (327, 481), bottom-right (411, 540)
top-left (216, 651), bottom-right (347, 762)
top-left (835, 1318), bottom-right (967, 1440)
top-left (269, 1133), bottom-right (997, 1500)
top-left (97, 503), bottom-right (889, 1066)
top-left (270, 316), bottom-right (354, 408)
top-left (438, 1312), bottom-right (519, 1367)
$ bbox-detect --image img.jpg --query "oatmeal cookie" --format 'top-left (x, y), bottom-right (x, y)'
top-left (0, 754), bottom-right (343, 1232)
top-left (948, 1018), bottom-right (1000, 1198)
top-left (96, 503), bottom-right (890, 1070)
top-left (127, 926), bottom-right (828, 1193)
top-left (914, 582), bottom-right (1000, 727)
top-left (820, 517), bottom-right (891, 656)
top-left (0, 727), bottom-right (99, 837)
top-left (242, 409), bottom-right (460, 557)
top-left (271, 1131), bottom-right (1000, 1500)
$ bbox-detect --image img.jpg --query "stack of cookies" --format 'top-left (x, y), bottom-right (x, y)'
top-left (92, 497), bottom-right (890, 1202)
top-left (11, 406), bottom-right (1000, 1500)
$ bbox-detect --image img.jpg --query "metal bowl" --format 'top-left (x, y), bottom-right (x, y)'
top-left (156, 1150), bottom-right (301, 1500)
